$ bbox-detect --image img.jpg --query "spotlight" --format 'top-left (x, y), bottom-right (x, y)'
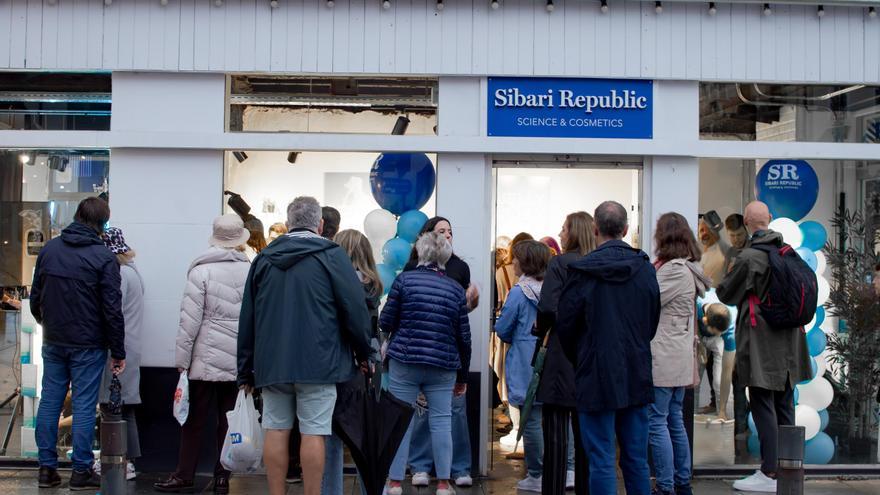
top-left (491, 0), bottom-right (499, 9)
top-left (270, 0), bottom-right (278, 7)
top-left (871, 7), bottom-right (877, 18)
top-left (763, 3), bottom-right (771, 16)
top-left (287, 152), bottom-right (299, 164)
top-left (546, 0), bottom-right (554, 12)
top-left (382, 0), bottom-right (390, 8)
top-left (392, 116), bottom-right (410, 135)
top-left (48, 156), bottom-right (69, 172)
top-left (708, 2), bottom-right (716, 15)
top-left (233, 151), bottom-right (248, 163)
top-left (437, 0), bottom-right (444, 10)
top-left (19, 153), bottom-right (30, 165)
top-left (655, 1), bottom-right (662, 14)
top-left (817, 5), bottom-right (824, 17)
top-left (600, 0), bottom-right (608, 14)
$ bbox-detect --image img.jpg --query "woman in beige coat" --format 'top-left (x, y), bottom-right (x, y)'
top-left (154, 215), bottom-right (251, 495)
top-left (649, 213), bottom-right (711, 495)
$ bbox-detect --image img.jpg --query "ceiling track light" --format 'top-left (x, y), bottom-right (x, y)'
top-left (490, 0), bottom-right (500, 9)
top-left (600, 0), bottom-right (608, 14)
top-left (437, 0), bottom-right (444, 11)
top-left (870, 6), bottom-right (877, 18)
top-left (233, 151), bottom-right (248, 163)
top-left (287, 152), bottom-right (299, 164)
top-left (708, 2), bottom-right (716, 15)
top-left (817, 5), bottom-right (825, 17)
top-left (655, 1), bottom-right (662, 14)
top-left (382, 0), bottom-right (390, 9)
top-left (392, 116), bottom-right (410, 135)
top-left (763, 3), bottom-right (771, 16)
top-left (546, 0), bottom-right (554, 12)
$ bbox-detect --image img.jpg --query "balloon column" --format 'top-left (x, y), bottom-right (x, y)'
top-left (364, 153), bottom-right (436, 295)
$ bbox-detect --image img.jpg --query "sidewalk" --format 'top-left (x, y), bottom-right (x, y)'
top-left (1, 470), bottom-right (878, 494)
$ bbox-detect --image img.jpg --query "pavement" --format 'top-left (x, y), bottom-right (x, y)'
top-left (0, 470), bottom-right (879, 494)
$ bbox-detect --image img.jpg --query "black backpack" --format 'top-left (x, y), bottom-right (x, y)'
top-left (747, 243), bottom-right (818, 329)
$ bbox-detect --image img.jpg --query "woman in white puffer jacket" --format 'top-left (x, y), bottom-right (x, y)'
top-left (154, 214), bottom-right (251, 495)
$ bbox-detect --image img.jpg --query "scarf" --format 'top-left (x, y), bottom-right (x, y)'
top-left (517, 275), bottom-right (543, 305)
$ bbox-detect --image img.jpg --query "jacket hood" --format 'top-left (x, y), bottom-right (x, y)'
top-left (189, 246), bottom-right (250, 273)
top-left (570, 239), bottom-right (651, 283)
top-left (258, 232), bottom-right (336, 270)
top-left (517, 275), bottom-right (543, 304)
top-left (61, 222), bottom-right (104, 247)
top-left (750, 229), bottom-right (784, 247)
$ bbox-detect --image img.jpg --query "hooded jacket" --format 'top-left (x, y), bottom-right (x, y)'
top-left (652, 259), bottom-right (711, 387)
top-left (29, 222), bottom-right (125, 359)
top-left (175, 247), bottom-right (250, 382)
top-left (716, 230), bottom-right (812, 391)
top-left (495, 276), bottom-right (542, 407)
top-left (237, 230), bottom-right (373, 388)
top-left (556, 240), bottom-right (661, 413)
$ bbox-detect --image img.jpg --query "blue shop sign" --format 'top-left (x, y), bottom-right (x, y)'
top-left (487, 77), bottom-right (653, 139)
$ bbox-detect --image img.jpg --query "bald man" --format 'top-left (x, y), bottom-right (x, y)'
top-left (717, 201), bottom-right (812, 493)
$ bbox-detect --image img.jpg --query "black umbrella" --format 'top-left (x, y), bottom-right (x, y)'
top-left (332, 373), bottom-right (415, 495)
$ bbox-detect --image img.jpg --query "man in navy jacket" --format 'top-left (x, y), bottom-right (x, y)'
top-left (30, 197), bottom-right (125, 490)
top-left (556, 201), bottom-right (660, 495)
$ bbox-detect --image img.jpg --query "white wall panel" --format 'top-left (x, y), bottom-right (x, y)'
top-left (2, 0), bottom-right (880, 84)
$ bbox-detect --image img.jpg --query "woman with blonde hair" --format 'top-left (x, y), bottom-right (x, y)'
top-left (267, 222), bottom-right (288, 243)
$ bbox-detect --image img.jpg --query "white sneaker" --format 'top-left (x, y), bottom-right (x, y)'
top-left (565, 470), bottom-right (575, 490)
top-left (126, 462), bottom-right (136, 480)
top-left (384, 483), bottom-right (403, 495)
top-left (436, 485), bottom-right (456, 495)
top-left (411, 472), bottom-right (431, 487)
top-left (516, 475), bottom-right (542, 492)
top-left (733, 470), bottom-right (777, 492)
top-left (499, 430), bottom-right (520, 448)
top-left (454, 474), bottom-right (473, 487)
top-left (92, 460), bottom-right (101, 476)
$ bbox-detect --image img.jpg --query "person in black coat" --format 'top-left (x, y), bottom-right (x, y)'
top-left (534, 212), bottom-right (597, 495)
top-left (556, 201), bottom-right (660, 495)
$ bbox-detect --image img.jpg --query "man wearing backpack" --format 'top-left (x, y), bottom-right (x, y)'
top-left (717, 201), bottom-right (813, 493)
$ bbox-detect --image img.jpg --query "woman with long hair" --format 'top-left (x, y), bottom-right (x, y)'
top-left (535, 212), bottom-right (597, 494)
top-left (649, 213), bottom-right (711, 495)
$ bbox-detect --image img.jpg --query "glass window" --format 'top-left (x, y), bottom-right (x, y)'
top-left (0, 73), bottom-right (111, 131)
top-left (700, 83), bottom-right (880, 144)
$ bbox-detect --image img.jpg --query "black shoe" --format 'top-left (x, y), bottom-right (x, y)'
top-left (69, 468), bottom-right (101, 491)
top-left (154, 475), bottom-right (195, 493)
top-left (213, 475), bottom-right (230, 494)
top-left (675, 484), bottom-right (694, 495)
top-left (38, 466), bottom-right (61, 488)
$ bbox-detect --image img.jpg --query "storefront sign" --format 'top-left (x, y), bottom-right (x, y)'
top-left (487, 77), bottom-right (653, 139)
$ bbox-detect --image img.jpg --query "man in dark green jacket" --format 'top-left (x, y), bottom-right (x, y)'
top-left (717, 201), bottom-right (812, 494)
top-left (237, 197), bottom-right (371, 495)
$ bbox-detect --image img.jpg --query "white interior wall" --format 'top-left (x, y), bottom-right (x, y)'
top-left (242, 107), bottom-right (436, 135)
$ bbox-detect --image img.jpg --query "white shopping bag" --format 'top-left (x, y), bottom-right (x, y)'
top-left (172, 371), bottom-right (189, 426)
top-left (220, 390), bottom-right (264, 473)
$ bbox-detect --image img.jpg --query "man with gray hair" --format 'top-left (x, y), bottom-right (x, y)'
top-left (237, 196), bottom-right (372, 495)
top-left (556, 200), bottom-right (660, 495)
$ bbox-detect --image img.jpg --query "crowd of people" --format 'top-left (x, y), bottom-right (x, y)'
top-left (27, 193), bottom-right (813, 495)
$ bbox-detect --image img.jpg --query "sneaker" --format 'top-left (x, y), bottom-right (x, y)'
top-left (92, 459), bottom-right (101, 475)
top-left (454, 474), bottom-right (473, 487)
top-left (565, 470), bottom-right (575, 490)
top-left (37, 466), bottom-right (61, 488)
top-left (385, 481), bottom-right (403, 495)
top-left (500, 430), bottom-right (520, 448)
top-left (516, 475), bottom-right (542, 492)
top-left (652, 488), bottom-right (674, 495)
top-left (412, 471), bottom-right (431, 486)
top-left (674, 484), bottom-right (694, 495)
top-left (127, 462), bottom-right (137, 480)
top-left (437, 482), bottom-right (456, 495)
top-left (733, 470), bottom-right (777, 493)
top-left (69, 468), bottom-right (101, 491)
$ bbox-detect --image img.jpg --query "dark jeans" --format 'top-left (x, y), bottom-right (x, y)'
top-left (173, 380), bottom-right (238, 481)
top-left (733, 368), bottom-right (750, 435)
top-left (579, 406), bottom-right (650, 495)
top-left (749, 383), bottom-right (795, 474)
top-left (543, 404), bottom-right (589, 495)
top-left (37, 345), bottom-right (107, 472)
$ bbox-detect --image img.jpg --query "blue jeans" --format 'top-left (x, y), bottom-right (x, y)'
top-left (321, 434), bottom-right (368, 495)
top-left (36, 344), bottom-right (107, 471)
top-left (579, 406), bottom-right (650, 495)
top-left (388, 360), bottom-right (456, 481)
top-left (649, 387), bottom-right (692, 491)
top-left (522, 404), bottom-right (544, 478)
top-left (408, 393), bottom-right (472, 478)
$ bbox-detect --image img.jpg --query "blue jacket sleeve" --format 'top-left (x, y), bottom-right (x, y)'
top-left (495, 286), bottom-right (523, 343)
top-left (379, 276), bottom-right (404, 336)
top-left (99, 256), bottom-right (125, 360)
top-left (237, 261), bottom-right (258, 387)
top-left (455, 295), bottom-right (472, 384)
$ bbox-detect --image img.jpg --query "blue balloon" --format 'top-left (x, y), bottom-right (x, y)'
top-left (807, 327), bottom-right (827, 357)
top-left (382, 237), bottom-right (412, 270)
top-left (818, 409), bottom-right (830, 431)
top-left (794, 386), bottom-right (800, 404)
top-left (397, 210), bottom-right (429, 243)
top-left (804, 432), bottom-right (835, 464)
top-left (377, 263), bottom-right (398, 296)
top-left (748, 413), bottom-right (757, 436)
top-left (370, 153), bottom-right (436, 215)
top-left (813, 307), bottom-right (826, 328)
top-left (747, 434), bottom-right (761, 458)
top-left (800, 221), bottom-right (828, 251)
top-left (796, 247), bottom-right (818, 271)
top-left (756, 160), bottom-right (819, 222)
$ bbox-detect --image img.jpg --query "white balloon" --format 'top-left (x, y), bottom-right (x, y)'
top-left (820, 317), bottom-right (836, 335)
top-left (795, 404), bottom-right (821, 441)
top-left (816, 276), bottom-right (830, 306)
top-left (797, 376), bottom-right (834, 411)
top-left (814, 354), bottom-right (827, 377)
top-left (363, 209), bottom-right (397, 248)
top-left (815, 251), bottom-right (827, 276)
top-left (769, 218), bottom-right (804, 248)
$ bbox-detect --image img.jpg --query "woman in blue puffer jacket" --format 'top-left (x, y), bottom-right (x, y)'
top-left (380, 232), bottom-right (472, 495)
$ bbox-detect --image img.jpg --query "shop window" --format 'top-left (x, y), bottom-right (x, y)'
top-left (227, 76), bottom-right (437, 134)
top-left (0, 73), bottom-right (111, 131)
top-left (700, 83), bottom-right (880, 144)
top-left (696, 157), bottom-right (879, 466)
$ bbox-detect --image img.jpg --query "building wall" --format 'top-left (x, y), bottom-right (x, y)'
top-left (2, 0), bottom-right (879, 84)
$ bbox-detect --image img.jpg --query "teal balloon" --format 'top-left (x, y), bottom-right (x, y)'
top-left (377, 264), bottom-right (397, 296)
top-left (396, 210), bottom-right (429, 243)
top-left (800, 221), bottom-right (828, 252)
top-left (818, 409), bottom-right (830, 431)
top-left (747, 434), bottom-right (761, 457)
top-left (804, 432), bottom-right (835, 464)
top-left (807, 327), bottom-right (827, 357)
top-left (794, 386), bottom-right (800, 404)
top-left (382, 237), bottom-right (412, 270)
top-left (814, 307), bottom-right (826, 328)
top-left (796, 247), bottom-right (818, 271)
top-left (748, 413), bottom-right (757, 436)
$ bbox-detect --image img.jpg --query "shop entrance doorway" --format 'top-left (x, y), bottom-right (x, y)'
top-left (487, 156), bottom-right (643, 483)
